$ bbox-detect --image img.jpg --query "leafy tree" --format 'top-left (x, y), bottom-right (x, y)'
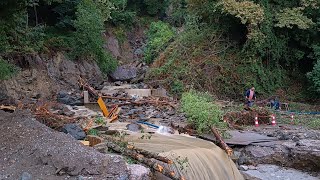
top-left (72, 0), bottom-right (117, 73)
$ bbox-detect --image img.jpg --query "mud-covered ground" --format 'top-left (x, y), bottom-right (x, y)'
top-left (0, 110), bottom-right (131, 180)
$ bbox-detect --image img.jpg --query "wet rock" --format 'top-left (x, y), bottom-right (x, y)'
top-left (245, 146), bottom-right (276, 158)
top-left (57, 91), bottom-right (83, 106)
top-left (128, 164), bottom-right (151, 180)
top-left (248, 165), bottom-right (257, 170)
top-left (62, 124), bottom-right (86, 140)
top-left (20, 172), bottom-right (32, 180)
top-left (110, 66), bottom-right (137, 81)
top-left (126, 123), bottom-right (142, 132)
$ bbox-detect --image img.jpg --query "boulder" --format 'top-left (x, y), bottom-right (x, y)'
top-left (110, 66), bottom-right (137, 81)
top-left (62, 124), bottom-right (86, 140)
top-left (57, 91), bottom-right (83, 106)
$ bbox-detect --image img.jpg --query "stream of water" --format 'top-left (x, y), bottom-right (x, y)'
top-left (125, 132), bottom-right (244, 180)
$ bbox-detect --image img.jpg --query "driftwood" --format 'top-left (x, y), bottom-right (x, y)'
top-left (127, 145), bottom-right (173, 164)
top-left (79, 77), bottom-right (99, 98)
top-left (34, 105), bottom-right (77, 130)
top-left (0, 105), bottom-right (16, 112)
top-left (104, 137), bottom-right (183, 180)
top-left (210, 126), bottom-right (233, 156)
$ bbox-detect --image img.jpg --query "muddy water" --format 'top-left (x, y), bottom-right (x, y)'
top-left (124, 133), bottom-right (244, 180)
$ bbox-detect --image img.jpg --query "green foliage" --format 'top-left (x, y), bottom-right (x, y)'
top-left (181, 90), bottom-right (226, 133)
top-left (109, 0), bottom-right (136, 26)
top-left (144, 21), bottom-right (175, 64)
top-left (72, 0), bottom-right (117, 73)
top-left (307, 46), bottom-right (320, 94)
top-left (87, 128), bottom-right (98, 136)
top-left (219, 0), bottom-right (264, 26)
top-left (171, 80), bottom-right (184, 95)
top-left (275, 7), bottom-right (314, 29)
top-left (143, 0), bottom-right (169, 15)
top-left (0, 58), bottom-right (17, 80)
top-left (95, 116), bottom-right (105, 125)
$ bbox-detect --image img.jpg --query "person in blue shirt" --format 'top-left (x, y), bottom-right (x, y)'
top-left (270, 97), bottom-right (280, 110)
top-left (245, 87), bottom-right (256, 108)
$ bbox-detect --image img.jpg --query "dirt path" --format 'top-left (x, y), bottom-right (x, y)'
top-left (0, 110), bottom-right (129, 180)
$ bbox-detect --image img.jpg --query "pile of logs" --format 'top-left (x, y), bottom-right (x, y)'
top-left (103, 136), bottom-right (184, 180)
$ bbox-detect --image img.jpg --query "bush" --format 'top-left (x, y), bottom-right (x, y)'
top-left (307, 59), bottom-right (320, 94)
top-left (181, 90), bottom-right (226, 133)
top-left (0, 58), bottom-right (16, 80)
top-left (144, 21), bottom-right (175, 64)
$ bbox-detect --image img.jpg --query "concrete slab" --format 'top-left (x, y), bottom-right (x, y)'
top-left (151, 88), bottom-right (167, 97)
top-left (224, 130), bottom-right (278, 146)
top-left (100, 85), bottom-right (133, 95)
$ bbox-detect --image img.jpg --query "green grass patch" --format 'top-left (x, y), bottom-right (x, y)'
top-left (181, 90), bottom-right (227, 134)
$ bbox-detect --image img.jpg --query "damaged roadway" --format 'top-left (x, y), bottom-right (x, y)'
top-left (0, 110), bottom-right (134, 180)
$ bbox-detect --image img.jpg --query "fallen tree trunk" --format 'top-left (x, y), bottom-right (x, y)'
top-left (210, 126), bottom-right (233, 156)
top-left (127, 145), bottom-right (173, 164)
top-left (104, 137), bottom-right (173, 164)
top-left (104, 138), bottom-right (183, 180)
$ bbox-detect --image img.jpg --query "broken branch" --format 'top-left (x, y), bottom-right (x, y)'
top-left (104, 137), bottom-right (182, 180)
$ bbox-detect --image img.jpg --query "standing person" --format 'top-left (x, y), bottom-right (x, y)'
top-left (245, 87), bottom-right (256, 108)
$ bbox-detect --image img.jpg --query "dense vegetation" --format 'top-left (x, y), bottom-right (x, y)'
top-left (0, 0), bottom-right (319, 100)
top-left (147, 0), bottom-right (320, 100)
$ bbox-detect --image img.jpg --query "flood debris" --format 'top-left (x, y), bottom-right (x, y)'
top-left (0, 105), bottom-right (16, 113)
top-left (102, 136), bottom-right (182, 180)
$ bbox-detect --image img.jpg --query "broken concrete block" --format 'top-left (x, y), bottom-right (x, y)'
top-left (124, 89), bottom-right (151, 97)
top-left (100, 85), bottom-right (132, 95)
top-left (83, 91), bottom-right (89, 104)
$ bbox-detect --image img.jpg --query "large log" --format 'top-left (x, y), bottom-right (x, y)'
top-left (104, 138), bottom-right (183, 180)
top-left (210, 126), bottom-right (233, 156)
top-left (104, 137), bottom-right (173, 164)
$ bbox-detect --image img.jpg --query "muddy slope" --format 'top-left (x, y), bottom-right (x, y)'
top-left (0, 53), bottom-right (104, 102)
top-left (0, 110), bottom-right (129, 180)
